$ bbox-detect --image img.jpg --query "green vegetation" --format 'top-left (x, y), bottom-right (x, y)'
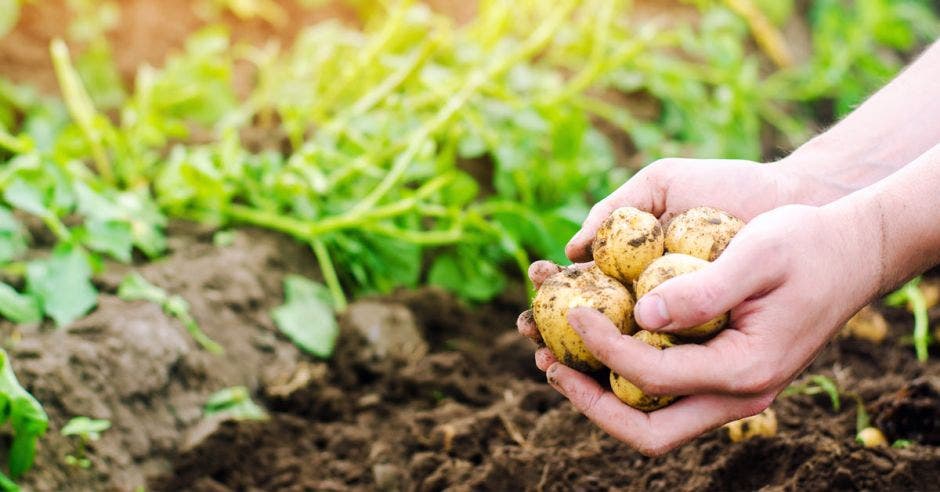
top-left (61, 416), bottom-right (111, 469)
top-left (204, 386), bottom-right (268, 420)
top-left (885, 277), bottom-right (932, 362)
top-left (781, 374), bottom-right (841, 411)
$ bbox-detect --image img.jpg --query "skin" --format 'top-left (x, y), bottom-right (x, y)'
top-left (517, 41), bottom-right (940, 456)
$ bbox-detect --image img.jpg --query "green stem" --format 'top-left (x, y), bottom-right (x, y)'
top-left (347, 0), bottom-right (578, 215)
top-left (904, 281), bottom-right (930, 362)
top-left (311, 239), bottom-right (347, 311)
top-left (49, 39), bottom-right (114, 184)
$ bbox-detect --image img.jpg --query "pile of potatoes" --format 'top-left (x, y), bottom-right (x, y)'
top-left (532, 206), bottom-right (744, 411)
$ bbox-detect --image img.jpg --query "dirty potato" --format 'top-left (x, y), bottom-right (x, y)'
top-left (532, 266), bottom-right (635, 373)
top-left (842, 305), bottom-right (888, 344)
top-left (726, 408), bottom-right (778, 442)
top-left (593, 207), bottom-right (664, 284)
top-left (664, 206), bottom-right (744, 261)
top-left (609, 330), bottom-right (677, 411)
top-left (856, 427), bottom-right (888, 447)
top-left (634, 253), bottom-right (728, 339)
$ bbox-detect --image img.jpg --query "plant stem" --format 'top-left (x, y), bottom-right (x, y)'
top-left (49, 39), bottom-right (114, 184)
top-left (311, 239), bottom-right (347, 311)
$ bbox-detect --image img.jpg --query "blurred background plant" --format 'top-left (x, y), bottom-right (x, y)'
top-left (0, 0), bottom-right (937, 327)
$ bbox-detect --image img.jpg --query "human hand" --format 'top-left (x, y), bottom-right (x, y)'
top-left (517, 157), bottom-right (807, 352)
top-left (563, 157), bottom-right (810, 262)
top-left (543, 203), bottom-right (882, 456)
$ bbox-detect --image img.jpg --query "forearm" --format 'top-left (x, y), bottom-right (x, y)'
top-left (777, 41), bottom-right (940, 205)
top-left (828, 143), bottom-right (940, 295)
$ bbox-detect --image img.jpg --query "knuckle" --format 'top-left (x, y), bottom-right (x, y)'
top-left (636, 437), bottom-right (672, 458)
top-left (577, 387), bottom-right (605, 416)
top-left (733, 364), bottom-right (776, 394)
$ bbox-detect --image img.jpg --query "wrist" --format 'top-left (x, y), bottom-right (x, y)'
top-left (771, 138), bottom-right (862, 207)
top-left (821, 190), bottom-right (889, 300)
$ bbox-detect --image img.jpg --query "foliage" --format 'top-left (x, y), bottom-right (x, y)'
top-left (61, 416), bottom-right (111, 469)
top-left (204, 386), bottom-right (268, 420)
top-left (781, 374), bottom-right (841, 411)
top-left (118, 273), bottom-right (223, 354)
top-left (885, 277), bottom-right (932, 362)
top-left (0, 349), bottom-right (47, 479)
top-left (271, 275), bottom-right (339, 358)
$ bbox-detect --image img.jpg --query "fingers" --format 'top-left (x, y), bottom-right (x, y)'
top-left (567, 307), bottom-right (772, 395)
top-left (634, 240), bottom-right (785, 332)
top-left (516, 310), bottom-right (542, 343)
top-left (565, 168), bottom-right (662, 262)
top-left (545, 362), bottom-right (774, 456)
top-left (528, 261), bottom-right (562, 289)
top-left (535, 347), bottom-right (556, 371)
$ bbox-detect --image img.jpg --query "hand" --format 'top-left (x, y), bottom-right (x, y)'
top-left (544, 204), bottom-right (882, 456)
top-left (517, 157), bottom-right (808, 355)
top-left (564, 157), bottom-right (808, 262)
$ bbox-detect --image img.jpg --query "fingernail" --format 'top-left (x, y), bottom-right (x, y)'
top-left (546, 364), bottom-right (565, 394)
top-left (567, 308), bottom-right (587, 334)
top-left (636, 294), bottom-right (670, 329)
top-left (567, 230), bottom-right (585, 250)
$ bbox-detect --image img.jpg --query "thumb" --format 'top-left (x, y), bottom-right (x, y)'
top-left (634, 246), bottom-right (784, 332)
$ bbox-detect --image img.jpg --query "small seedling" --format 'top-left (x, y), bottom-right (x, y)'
top-left (204, 386), bottom-right (267, 421)
top-left (781, 374), bottom-right (841, 412)
top-left (118, 272), bottom-right (223, 354)
top-left (61, 416), bottom-right (110, 469)
top-left (885, 277), bottom-right (932, 362)
top-left (892, 439), bottom-right (913, 449)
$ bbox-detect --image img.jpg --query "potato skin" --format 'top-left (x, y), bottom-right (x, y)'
top-left (725, 408), bottom-right (778, 442)
top-left (609, 330), bottom-right (677, 411)
top-left (634, 253), bottom-right (728, 339)
top-left (532, 266), bottom-right (635, 373)
top-left (664, 207), bottom-right (744, 261)
top-left (593, 207), bottom-right (664, 284)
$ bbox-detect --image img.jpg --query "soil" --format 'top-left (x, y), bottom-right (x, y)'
top-left (2, 2), bottom-right (940, 491)
top-left (12, 222), bottom-right (938, 491)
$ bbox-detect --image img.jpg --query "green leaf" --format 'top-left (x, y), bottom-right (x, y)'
top-left (3, 179), bottom-right (48, 218)
top-left (892, 439), bottom-right (913, 449)
top-left (271, 275), bottom-right (338, 358)
top-left (0, 206), bottom-right (28, 263)
top-left (0, 469), bottom-right (18, 492)
top-left (81, 220), bottom-right (133, 263)
top-left (428, 249), bottom-right (506, 302)
top-left (809, 375), bottom-right (841, 412)
top-left (26, 245), bottom-right (97, 327)
top-left (117, 272), bottom-right (167, 304)
top-left (61, 416), bottom-right (110, 441)
top-left (204, 386), bottom-right (267, 421)
top-left (0, 349), bottom-right (48, 479)
top-left (0, 284), bottom-right (40, 324)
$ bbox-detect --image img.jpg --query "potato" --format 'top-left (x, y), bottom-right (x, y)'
top-left (532, 266), bottom-right (635, 373)
top-left (593, 207), bottom-right (664, 284)
top-left (725, 408), bottom-right (777, 442)
top-left (842, 305), bottom-right (888, 344)
top-left (634, 253), bottom-right (728, 339)
top-left (664, 207), bottom-right (744, 261)
top-left (609, 330), bottom-right (677, 411)
top-left (856, 427), bottom-right (887, 447)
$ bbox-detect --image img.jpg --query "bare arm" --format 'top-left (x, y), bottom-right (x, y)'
top-left (778, 41), bottom-right (940, 204)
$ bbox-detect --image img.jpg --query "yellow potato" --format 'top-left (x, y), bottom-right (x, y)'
top-left (856, 427), bottom-right (887, 448)
top-left (609, 330), bottom-right (677, 411)
top-left (842, 305), bottom-right (888, 344)
top-left (725, 408), bottom-right (777, 442)
top-left (634, 253), bottom-right (728, 339)
top-left (532, 266), bottom-right (635, 373)
top-left (664, 207), bottom-right (744, 261)
top-left (593, 207), bottom-right (664, 284)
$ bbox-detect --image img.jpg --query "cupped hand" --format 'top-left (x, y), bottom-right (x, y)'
top-left (544, 203), bottom-right (883, 456)
top-left (564, 157), bottom-right (805, 262)
top-left (517, 157), bottom-right (808, 368)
